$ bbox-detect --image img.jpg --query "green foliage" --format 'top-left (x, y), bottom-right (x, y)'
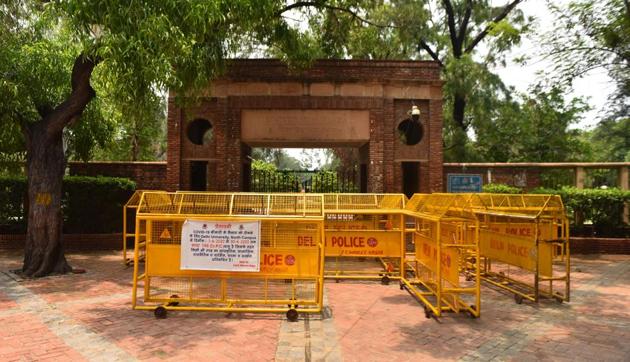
top-left (1, 0), bottom-right (319, 163)
top-left (250, 159), bottom-right (358, 192)
top-left (532, 186), bottom-right (630, 234)
top-left (544, 0), bottom-right (629, 118)
top-left (0, 175), bottom-right (28, 233)
top-left (250, 159), bottom-right (299, 192)
top-left (587, 118), bottom-right (630, 162)
top-left (0, 175), bottom-right (135, 233)
top-left (482, 183), bottom-right (522, 194)
top-left (62, 176), bottom-right (136, 233)
top-left (305, 0), bottom-right (532, 162)
top-left (251, 149), bottom-right (302, 170)
top-left (475, 85), bottom-right (591, 162)
top-left (476, 183), bottom-right (630, 235)
top-left (310, 170), bottom-right (358, 193)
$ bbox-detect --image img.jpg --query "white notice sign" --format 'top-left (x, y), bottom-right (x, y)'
top-left (180, 220), bottom-right (261, 272)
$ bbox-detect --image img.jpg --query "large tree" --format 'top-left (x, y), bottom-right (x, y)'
top-left (303, 0), bottom-right (530, 160)
top-left (0, 0), bottom-right (318, 277)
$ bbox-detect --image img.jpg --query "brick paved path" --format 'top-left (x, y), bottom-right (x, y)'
top-left (1, 251), bottom-right (629, 361)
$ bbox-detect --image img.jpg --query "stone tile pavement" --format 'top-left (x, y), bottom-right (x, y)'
top-left (1, 251), bottom-right (629, 361)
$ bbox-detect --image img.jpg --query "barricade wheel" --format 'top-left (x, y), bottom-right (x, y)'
top-left (554, 296), bottom-right (564, 304)
top-left (514, 294), bottom-right (523, 304)
top-left (154, 306), bottom-right (167, 319)
top-left (399, 281), bottom-right (405, 290)
top-left (286, 309), bottom-right (299, 322)
top-left (381, 276), bottom-right (390, 285)
top-left (424, 307), bottom-right (432, 319)
top-left (465, 274), bottom-right (473, 282)
top-left (335, 279), bottom-right (340, 283)
top-left (167, 294), bottom-right (179, 306)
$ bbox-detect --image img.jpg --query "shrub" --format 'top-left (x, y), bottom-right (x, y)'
top-left (532, 186), bottom-right (630, 235)
top-left (0, 175), bottom-right (135, 234)
top-left (0, 175), bottom-right (28, 233)
top-left (310, 170), bottom-right (359, 193)
top-left (477, 183), bottom-right (630, 236)
top-left (62, 176), bottom-right (136, 233)
top-left (482, 183), bottom-right (523, 194)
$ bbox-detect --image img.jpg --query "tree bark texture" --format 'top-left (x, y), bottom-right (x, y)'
top-left (21, 55), bottom-right (98, 277)
top-left (22, 122), bottom-right (71, 277)
top-left (452, 92), bottom-right (467, 131)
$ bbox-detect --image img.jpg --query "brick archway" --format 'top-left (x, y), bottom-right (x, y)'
top-left (167, 59), bottom-right (444, 194)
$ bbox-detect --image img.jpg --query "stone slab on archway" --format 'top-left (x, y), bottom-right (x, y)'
top-left (241, 110), bottom-right (370, 147)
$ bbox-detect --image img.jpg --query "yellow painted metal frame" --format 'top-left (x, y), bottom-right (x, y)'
top-left (322, 193), bottom-right (407, 282)
top-left (470, 194), bottom-right (570, 304)
top-left (401, 193), bottom-right (481, 318)
top-left (122, 190), bottom-right (165, 265)
top-left (131, 192), bottom-right (326, 316)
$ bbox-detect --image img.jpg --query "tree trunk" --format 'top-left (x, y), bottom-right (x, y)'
top-left (449, 92), bottom-right (468, 161)
top-left (452, 92), bottom-right (467, 131)
top-left (20, 54), bottom-right (99, 277)
top-left (22, 121), bottom-right (71, 277)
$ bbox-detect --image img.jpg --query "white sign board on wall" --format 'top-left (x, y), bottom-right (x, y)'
top-left (180, 220), bottom-right (261, 272)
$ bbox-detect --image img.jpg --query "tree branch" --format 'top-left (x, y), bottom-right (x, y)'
top-left (441, 0), bottom-right (461, 56)
top-left (457, 0), bottom-right (473, 49)
top-left (277, 1), bottom-right (390, 28)
top-left (464, 0), bottom-right (523, 54)
top-left (417, 40), bottom-right (444, 67)
top-left (45, 54), bottom-right (100, 137)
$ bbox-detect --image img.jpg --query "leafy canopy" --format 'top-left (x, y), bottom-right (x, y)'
top-left (1, 0), bottom-right (318, 164)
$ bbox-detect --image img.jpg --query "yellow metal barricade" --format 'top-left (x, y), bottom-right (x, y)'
top-left (131, 192), bottom-right (325, 320)
top-left (122, 190), bottom-right (164, 265)
top-left (472, 194), bottom-right (570, 304)
top-left (322, 193), bottom-right (406, 284)
top-left (401, 194), bottom-right (481, 319)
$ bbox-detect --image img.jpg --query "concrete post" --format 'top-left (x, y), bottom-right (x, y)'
top-left (574, 166), bottom-right (586, 226)
top-left (575, 167), bottom-right (585, 189)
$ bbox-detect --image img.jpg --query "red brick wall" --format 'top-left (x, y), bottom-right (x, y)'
top-left (68, 161), bottom-right (167, 190)
top-left (223, 59), bottom-right (441, 83)
top-left (570, 237), bottom-right (630, 254)
top-left (443, 165), bottom-right (541, 190)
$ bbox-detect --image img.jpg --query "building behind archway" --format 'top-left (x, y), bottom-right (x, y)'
top-left (166, 59), bottom-right (444, 195)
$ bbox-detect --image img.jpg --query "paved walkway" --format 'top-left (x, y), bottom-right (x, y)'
top-left (1, 251), bottom-right (629, 361)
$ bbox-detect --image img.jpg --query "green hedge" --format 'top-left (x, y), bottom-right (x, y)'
top-left (0, 175), bottom-right (27, 233)
top-left (0, 176), bottom-right (135, 234)
top-left (482, 183), bottom-right (523, 194)
top-left (532, 186), bottom-right (630, 234)
top-left (481, 183), bottom-right (630, 237)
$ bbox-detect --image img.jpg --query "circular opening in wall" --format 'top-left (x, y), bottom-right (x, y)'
top-left (187, 118), bottom-right (213, 145)
top-left (397, 118), bottom-right (423, 145)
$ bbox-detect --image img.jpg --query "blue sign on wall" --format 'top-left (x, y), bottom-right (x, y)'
top-left (447, 174), bottom-right (483, 193)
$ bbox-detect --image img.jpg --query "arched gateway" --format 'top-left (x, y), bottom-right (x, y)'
top-left (166, 59), bottom-right (444, 195)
